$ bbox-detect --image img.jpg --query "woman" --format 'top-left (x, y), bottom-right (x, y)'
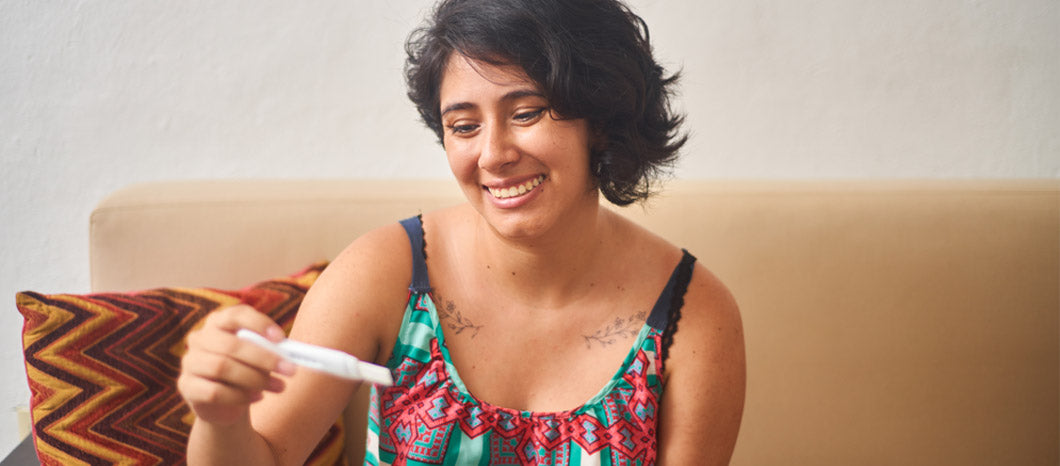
top-left (178, 0), bottom-right (745, 464)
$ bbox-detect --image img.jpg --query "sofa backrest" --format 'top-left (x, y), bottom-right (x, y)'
top-left (89, 179), bottom-right (1059, 465)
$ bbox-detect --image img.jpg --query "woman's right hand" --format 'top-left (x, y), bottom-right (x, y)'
top-left (177, 305), bottom-right (297, 426)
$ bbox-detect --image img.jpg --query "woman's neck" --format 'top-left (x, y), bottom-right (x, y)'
top-left (471, 203), bottom-right (616, 310)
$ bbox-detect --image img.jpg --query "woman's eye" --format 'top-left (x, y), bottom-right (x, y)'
top-left (513, 108), bottom-right (546, 123)
top-left (447, 123), bottom-right (479, 135)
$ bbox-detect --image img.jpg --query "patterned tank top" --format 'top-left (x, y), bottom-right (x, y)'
top-left (364, 216), bottom-right (695, 465)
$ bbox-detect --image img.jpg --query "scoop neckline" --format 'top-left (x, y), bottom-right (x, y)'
top-left (418, 291), bottom-right (653, 419)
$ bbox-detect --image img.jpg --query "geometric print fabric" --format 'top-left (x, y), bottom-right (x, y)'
top-left (365, 291), bottom-right (665, 466)
top-left (16, 262), bottom-right (346, 466)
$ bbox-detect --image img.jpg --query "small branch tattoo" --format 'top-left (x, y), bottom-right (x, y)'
top-left (447, 310), bottom-right (484, 338)
top-left (583, 311), bottom-right (647, 349)
top-left (433, 292), bottom-right (483, 339)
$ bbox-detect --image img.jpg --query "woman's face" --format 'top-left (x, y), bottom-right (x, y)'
top-left (439, 54), bottom-right (597, 240)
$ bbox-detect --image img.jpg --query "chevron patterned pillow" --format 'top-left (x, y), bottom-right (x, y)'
top-left (16, 262), bottom-right (347, 466)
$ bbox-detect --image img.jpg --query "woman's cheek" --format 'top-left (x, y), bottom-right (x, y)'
top-left (445, 141), bottom-right (477, 177)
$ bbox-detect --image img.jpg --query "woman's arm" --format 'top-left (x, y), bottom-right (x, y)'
top-left (180, 223), bottom-right (412, 465)
top-left (181, 306), bottom-right (295, 466)
top-left (251, 223), bottom-right (412, 464)
top-left (656, 262), bottom-right (746, 465)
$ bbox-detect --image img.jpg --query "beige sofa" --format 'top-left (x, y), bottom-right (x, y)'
top-left (85, 179), bottom-right (1057, 465)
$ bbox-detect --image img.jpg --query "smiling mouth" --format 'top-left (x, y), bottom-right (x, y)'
top-left (487, 175), bottom-right (545, 199)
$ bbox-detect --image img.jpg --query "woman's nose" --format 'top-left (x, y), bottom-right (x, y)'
top-left (478, 124), bottom-right (519, 171)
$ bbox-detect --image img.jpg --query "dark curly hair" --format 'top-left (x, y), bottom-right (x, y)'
top-left (405, 0), bottom-right (686, 206)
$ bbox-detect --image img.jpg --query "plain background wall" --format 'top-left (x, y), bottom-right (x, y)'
top-left (1, 0), bottom-right (1057, 457)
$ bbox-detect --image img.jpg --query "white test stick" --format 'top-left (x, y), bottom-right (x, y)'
top-left (236, 329), bottom-right (393, 386)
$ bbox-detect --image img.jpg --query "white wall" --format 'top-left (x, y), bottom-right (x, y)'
top-left (1, 0), bottom-right (1056, 457)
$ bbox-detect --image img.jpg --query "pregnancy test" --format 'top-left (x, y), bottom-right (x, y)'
top-left (236, 329), bottom-right (393, 386)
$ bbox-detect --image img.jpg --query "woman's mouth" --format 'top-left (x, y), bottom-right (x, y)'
top-left (487, 175), bottom-right (545, 199)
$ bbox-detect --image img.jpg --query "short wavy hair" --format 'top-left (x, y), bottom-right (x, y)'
top-left (405, 0), bottom-right (686, 205)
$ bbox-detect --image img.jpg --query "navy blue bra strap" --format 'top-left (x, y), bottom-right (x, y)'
top-left (399, 215), bottom-right (432, 293)
top-left (646, 249), bottom-right (696, 331)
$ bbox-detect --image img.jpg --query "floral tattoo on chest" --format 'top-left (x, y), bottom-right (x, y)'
top-left (583, 311), bottom-right (647, 349)
top-left (433, 292), bottom-right (485, 339)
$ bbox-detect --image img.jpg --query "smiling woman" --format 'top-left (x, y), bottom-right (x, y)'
top-left (405, 0), bottom-right (688, 207)
top-left (177, 1), bottom-right (745, 465)
top-left (438, 55), bottom-right (597, 240)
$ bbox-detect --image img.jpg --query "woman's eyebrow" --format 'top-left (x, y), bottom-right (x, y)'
top-left (440, 89), bottom-right (546, 117)
top-left (441, 102), bottom-right (474, 117)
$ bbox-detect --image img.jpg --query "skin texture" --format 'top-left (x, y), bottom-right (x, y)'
top-left (178, 55), bottom-right (745, 465)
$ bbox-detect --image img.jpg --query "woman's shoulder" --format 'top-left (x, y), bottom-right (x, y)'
top-left (607, 209), bottom-right (740, 341)
top-left (314, 207), bottom-right (468, 300)
top-left (287, 218), bottom-right (419, 362)
top-left (682, 261), bottom-right (741, 340)
top-left (605, 209), bottom-right (686, 270)
top-left (328, 219), bottom-right (415, 280)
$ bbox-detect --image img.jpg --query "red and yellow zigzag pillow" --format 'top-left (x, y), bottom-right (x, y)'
top-left (16, 262), bottom-right (346, 466)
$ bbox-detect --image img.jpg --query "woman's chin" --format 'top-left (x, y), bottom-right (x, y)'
top-left (478, 207), bottom-right (548, 240)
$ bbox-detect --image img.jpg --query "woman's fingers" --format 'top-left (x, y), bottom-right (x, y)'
top-left (181, 345), bottom-right (285, 393)
top-left (177, 305), bottom-right (295, 424)
top-left (177, 367), bottom-right (268, 405)
top-left (197, 306), bottom-right (296, 372)
top-left (177, 372), bottom-right (269, 426)
top-left (205, 304), bottom-right (288, 343)
top-left (186, 324), bottom-right (291, 376)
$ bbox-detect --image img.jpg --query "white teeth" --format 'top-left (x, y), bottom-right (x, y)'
top-left (489, 175), bottom-right (545, 199)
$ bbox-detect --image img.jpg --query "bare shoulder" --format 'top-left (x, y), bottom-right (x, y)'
top-left (657, 259), bottom-right (746, 464)
top-left (605, 210), bottom-right (686, 272)
top-left (606, 210), bottom-right (740, 329)
top-left (287, 221), bottom-right (414, 363)
top-left (617, 212), bottom-right (743, 352)
top-left (678, 262), bottom-right (743, 354)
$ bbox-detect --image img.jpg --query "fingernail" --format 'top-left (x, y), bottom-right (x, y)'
top-left (266, 377), bottom-right (286, 392)
top-left (265, 326), bottom-right (286, 342)
top-left (276, 360), bottom-right (297, 376)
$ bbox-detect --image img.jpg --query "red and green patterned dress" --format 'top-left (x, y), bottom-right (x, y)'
top-left (364, 217), bottom-right (694, 465)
